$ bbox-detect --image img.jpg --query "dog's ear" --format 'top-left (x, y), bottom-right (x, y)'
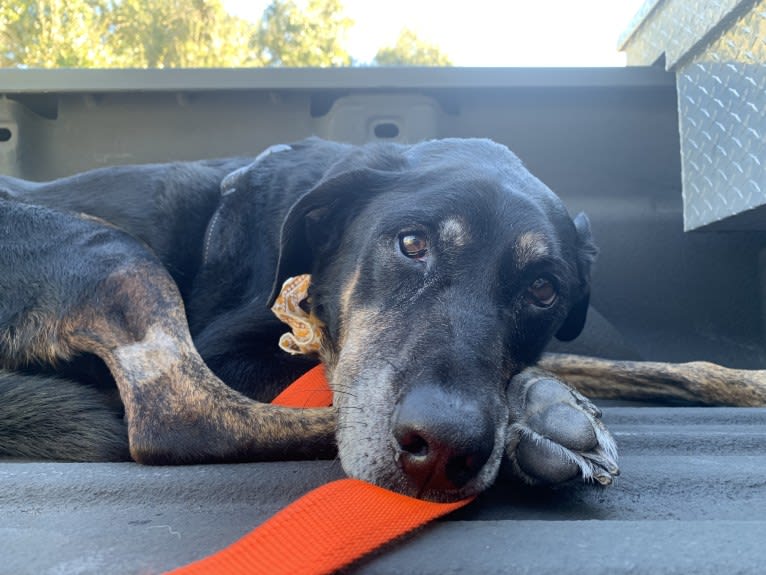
top-left (267, 168), bottom-right (387, 306)
top-left (555, 212), bottom-right (598, 341)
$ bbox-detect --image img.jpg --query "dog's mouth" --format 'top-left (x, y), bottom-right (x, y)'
top-left (338, 433), bottom-right (505, 503)
top-left (391, 445), bottom-right (500, 502)
top-left (332, 368), bottom-right (508, 502)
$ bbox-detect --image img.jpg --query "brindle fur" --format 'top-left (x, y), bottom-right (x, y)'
top-left (0, 197), bottom-right (334, 464)
top-left (542, 354), bottom-right (766, 406)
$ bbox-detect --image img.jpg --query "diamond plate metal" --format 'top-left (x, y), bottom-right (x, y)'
top-left (622, 0), bottom-right (766, 229)
top-left (620, 0), bottom-right (755, 67)
top-left (677, 1), bottom-right (766, 229)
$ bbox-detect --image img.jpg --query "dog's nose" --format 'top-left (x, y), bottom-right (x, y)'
top-left (392, 385), bottom-right (495, 492)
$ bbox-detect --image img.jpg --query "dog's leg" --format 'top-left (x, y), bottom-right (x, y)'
top-left (502, 352), bottom-right (766, 484)
top-left (0, 198), bottom-right (335, 463)
top-left (540, 353), bottom-right (766, 406)
top-left (79, 263), bottom-right (336, 464)
top-left (501, 368), bottom-right (619, 486)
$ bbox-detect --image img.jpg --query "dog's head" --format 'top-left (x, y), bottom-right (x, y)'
top-left (269, 139), bottom-right (596, 501)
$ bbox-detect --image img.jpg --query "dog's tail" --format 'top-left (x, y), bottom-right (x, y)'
top-left (0, 371), bottom-right (130, 461)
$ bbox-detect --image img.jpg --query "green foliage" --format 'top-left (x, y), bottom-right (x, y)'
top-left (1, 0), bottom-right (113, 67)
top-left (373, 28), bottom-right (452, 67)
top-left (254, 0), bottom-right (352, 67)
top-left (0, 0), bottom-right (449, 69)
top-left (0, 0), bottom-right (257, 67)
top-left (107, 0), bottom-right (255, 67)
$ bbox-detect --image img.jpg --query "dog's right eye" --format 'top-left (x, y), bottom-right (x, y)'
top-left (398, 232), bottom-right (429, 260)
top-left (526, 277), bottom-right (557, 307)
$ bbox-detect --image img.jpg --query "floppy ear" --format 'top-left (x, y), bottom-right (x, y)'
top-left (555, 212), bottom-right (598, 341)
top-left (267, 168), bottom-right (388, 306)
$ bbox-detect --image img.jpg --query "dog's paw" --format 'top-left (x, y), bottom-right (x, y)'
top-left (501, 368), bottom-right (619, 486)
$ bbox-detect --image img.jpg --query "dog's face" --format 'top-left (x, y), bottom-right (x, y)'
top-left (271, 139), bottom-right (596, 501)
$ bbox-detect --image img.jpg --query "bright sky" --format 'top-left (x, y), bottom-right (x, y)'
top-left (224, 0), bottom-right (647, 66)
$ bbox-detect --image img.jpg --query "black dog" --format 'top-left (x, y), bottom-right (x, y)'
top-left (0, 138), bottom-right (617, 501)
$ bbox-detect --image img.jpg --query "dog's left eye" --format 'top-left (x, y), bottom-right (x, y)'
top-left (398, 232), bottom-right (429, 260)
top-left (526, 277), bottom-right (557, 307)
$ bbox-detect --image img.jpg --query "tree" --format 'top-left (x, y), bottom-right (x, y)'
top-left (0, 0), bottom-right (354, 68)
top-left (0, 0), bottom-right (113, 67)
top-left (107, 0), bottom-right (255, 67)
top-left (373, 28), bottom-right (452, 67)
top-left (254, 0), bottom-right (353, 67)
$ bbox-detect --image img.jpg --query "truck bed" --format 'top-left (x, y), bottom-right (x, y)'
top-left (4, 406), bottom-right (766, 574)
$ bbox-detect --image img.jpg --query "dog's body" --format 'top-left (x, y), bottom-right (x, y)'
top-left (0, 138), bottom-right (618, 501)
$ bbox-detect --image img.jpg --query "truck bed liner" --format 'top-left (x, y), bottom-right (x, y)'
top-left (3, 406), bottom-right (765, 574)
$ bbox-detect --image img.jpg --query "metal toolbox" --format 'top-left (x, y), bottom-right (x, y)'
top-left (621, 0), bottom-right (766, 230)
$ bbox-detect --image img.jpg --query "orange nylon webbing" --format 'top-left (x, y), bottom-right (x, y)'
top-left (167, 478), bottom-right (472, 575)
top-left (166, 364), bottom-right (474, 575)
top-left (270, 364), bottom-right (333, 407)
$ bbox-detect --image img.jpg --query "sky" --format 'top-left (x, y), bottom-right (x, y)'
top-left (224, 0), bottom-right (648, 67)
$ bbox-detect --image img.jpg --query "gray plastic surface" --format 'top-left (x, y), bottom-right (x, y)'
top-left (3, 407), bottom-right (766, 574)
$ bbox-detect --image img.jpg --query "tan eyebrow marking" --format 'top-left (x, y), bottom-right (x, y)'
top-left (515, 231), bottom-right (550, 266)
top-left (439, 217), bottom-right (470, 248)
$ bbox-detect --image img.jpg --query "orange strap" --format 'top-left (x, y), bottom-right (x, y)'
top-left (166, 364), bottom-right (474, 575)
top-left (270, 364), bottom-right (333, 407)
top-left (168, 478), bottom-right (472, 575)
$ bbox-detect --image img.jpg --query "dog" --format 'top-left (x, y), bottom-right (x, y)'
top-left (0, 138), bottom-right (619, 502)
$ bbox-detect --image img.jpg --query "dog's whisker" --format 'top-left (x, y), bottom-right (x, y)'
top-left (335, 405), bottom-right (365, 411)
top-left (330, 389), bottom-right (359, 399)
